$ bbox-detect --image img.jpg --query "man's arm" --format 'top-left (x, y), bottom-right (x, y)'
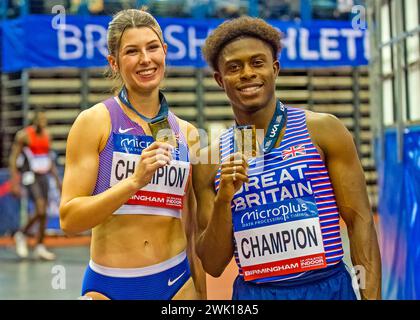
top-left (193, 146), bottom-right (248, 277)
top-left (44, 131), bottom-right (62, 191)
top-left (180, 120), bottom-right (207, 299)
top-left (309, 112), bottom-right (381, 300)
top-left (8, 130), bottom-right (27, 197)
top-left (182, 184), bottom-right (207, 299)
top-left (49, 160), bottom-right (62, 192)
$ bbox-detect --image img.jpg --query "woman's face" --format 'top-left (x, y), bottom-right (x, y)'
top-left (111, 26), bottom-right (167, 95)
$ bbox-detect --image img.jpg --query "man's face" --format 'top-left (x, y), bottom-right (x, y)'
top-left (35, 112), bottom-right (47, 129)
top-left (214, 37), bottom-right (279, 114)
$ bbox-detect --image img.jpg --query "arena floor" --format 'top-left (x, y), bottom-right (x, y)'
top-left (0, 222), bottom-right (357, 300)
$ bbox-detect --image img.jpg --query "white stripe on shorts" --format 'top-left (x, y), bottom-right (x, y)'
top-left (89, 250), bottom-right (186, 278)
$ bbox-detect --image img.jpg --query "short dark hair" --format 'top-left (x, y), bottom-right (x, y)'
top-left (32, 106), bottom-right (45, 123)
top-left (202, 16), bottom-right (282, 71)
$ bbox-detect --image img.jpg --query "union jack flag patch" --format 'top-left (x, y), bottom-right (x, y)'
top-left (282, 144), bottom-right (306, 160)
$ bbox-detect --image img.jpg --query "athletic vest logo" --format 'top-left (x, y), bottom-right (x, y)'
top-left (281, 144), bottom-right (306, 160)
top-left (118, 127), bottom-right (134, 134)
top-left (269, 123), bottom-right (280, 138)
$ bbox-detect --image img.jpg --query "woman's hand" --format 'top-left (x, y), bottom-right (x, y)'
top-left (131, 141), bottom-right (174, 189)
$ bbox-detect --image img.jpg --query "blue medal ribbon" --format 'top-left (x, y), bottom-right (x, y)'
top-left (263, 100), bottom-right (287, 153)
top-left (233, 99), bottom-right (287, 155)
top-left (118, 86), bottom-right (169, 124)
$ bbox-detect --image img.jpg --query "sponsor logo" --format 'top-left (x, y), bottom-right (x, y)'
top-left (269, 123), bottom-right (279, 138)
top-left (166, 197), bottom-right (182, 206)
top-left (244, 263), bottom-right (299, 276)
top-left (300, 256), bottom-right (325, 268)
top-left (240, 202), bottom-right (308, 224)
top-left (120, 137), bottom-right (151, 149)
top-left (131, 194), bottom-right (165, 203)
top-left (168, 270), bottom-right (186, 287)
top-left (118, 127), bottom-right (134, 134)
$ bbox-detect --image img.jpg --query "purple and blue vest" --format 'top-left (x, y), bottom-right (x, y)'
top-left (92, 97), bottom-right (190, 218)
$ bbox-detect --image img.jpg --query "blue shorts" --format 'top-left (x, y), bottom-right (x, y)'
top-left (232, 261), bottom-right (357, 300)
top-left (81, 250), bottom-right (191, 300)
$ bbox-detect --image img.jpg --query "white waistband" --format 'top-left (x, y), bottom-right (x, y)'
top-left (89, 250), bottom-right (186, 278)
top-left (113, 205), bottom-right (181, 218)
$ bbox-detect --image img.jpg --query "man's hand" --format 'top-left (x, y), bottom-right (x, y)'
top-left (10, 180), bottom-right (21, 198)
top-left (216, 152), bottom-right (249, 203)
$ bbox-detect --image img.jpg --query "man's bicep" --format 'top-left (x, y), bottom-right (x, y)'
top-left (13, 131), bottom-right (26, 153)
top-left (323, 122), bottom-right (372, 226)
top-left (192, 164), bottom-right (217, 234)
top-left (9, 131), bottom-right (26, 167)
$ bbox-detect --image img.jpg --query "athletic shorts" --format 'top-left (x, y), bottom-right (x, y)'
top-left (232, 261), bottom-right (357, 300)
top-left (81, 250), bottom-right (191, 300)
top-left (26, 173), bottom-right (49, 201)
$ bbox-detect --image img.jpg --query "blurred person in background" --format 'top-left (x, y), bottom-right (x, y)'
top-left (9, 108), bottom-right (61, 261)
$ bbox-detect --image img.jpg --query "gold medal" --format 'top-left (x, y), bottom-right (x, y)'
top-left (149, 118), bottom-right (177, 147)
top-left (234, 125), bottom-right (257, 158)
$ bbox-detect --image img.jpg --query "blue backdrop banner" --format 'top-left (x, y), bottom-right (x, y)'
top-left (376, 126), bottom-right (420, 299)
top-left (1, 15), bottom-right (369, 72)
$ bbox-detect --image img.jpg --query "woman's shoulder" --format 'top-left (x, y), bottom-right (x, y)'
top-left (70, 102), bottom-right (111, 138)
top-left (170, 115), bottom-right (198, 139)
top-left (80, 102), bottom-right (110, 120)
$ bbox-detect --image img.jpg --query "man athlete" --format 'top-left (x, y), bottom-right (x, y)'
top-left (193, 16), bottom-right (381, 300)
top-left (10, 108), bottom-right (61, 260)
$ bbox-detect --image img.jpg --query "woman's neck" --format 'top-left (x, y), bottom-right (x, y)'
top-left (125, 86), bottom-right (160, 119)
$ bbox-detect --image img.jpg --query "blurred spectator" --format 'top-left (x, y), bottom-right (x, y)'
top-left (312, 0), bottom-right (337, 19)
top-left (311, 0), bottom-right (365, 20)
top-left (259, 0), bottom-right (300, 20)
top-left (148, 0), bottom-right (188, 18)
top-left (2, 0), bottom-right (20, 18)
top-left (1, 0), bottom-right (365, 21)
top-left (29, 0), bottom-right (46, 14)
top-left (213, 0), bottom-right (241, 18)
top-left (184, 0), bottom-right (209, 18)
top-left (70, 0), bottom-right (105, 14)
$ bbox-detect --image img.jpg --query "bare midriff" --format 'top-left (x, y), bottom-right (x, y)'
top-left (90, 214), bottom-right (186, 268)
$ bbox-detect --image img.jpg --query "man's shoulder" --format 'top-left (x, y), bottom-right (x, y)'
top-left (15, 128), bottom-right (29, 143)
top-left (304, 109), bottom-right (347, 135)
top-left (304, 109), bottom-right (352, 152)
top-left (304, 109), bottom-right (340, 126)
